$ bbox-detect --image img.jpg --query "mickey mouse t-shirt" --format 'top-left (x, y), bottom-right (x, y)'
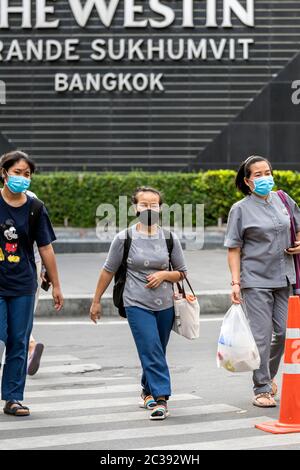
top-left (0, 192), bottom-right (56, 296)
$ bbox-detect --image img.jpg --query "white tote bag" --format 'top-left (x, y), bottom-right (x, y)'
top-left (217, 303), bottom-right (260, 373)
top-left (172, 277), bottom-right (200, 340)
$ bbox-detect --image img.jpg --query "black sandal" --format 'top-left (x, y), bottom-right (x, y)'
top-left (3, 400), bottom-right (30, 417)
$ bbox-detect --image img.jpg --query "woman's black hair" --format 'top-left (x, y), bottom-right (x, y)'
top-left (235, 155), bottom-right (273, 195)
top-left (0, 150), bottom-right (36, 183)
top-left (131, 186), bottom-right (163, 206)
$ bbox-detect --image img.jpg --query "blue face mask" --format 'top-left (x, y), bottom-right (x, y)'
top-left (251, 176), bottom-right (275, 196)
top-left (6, 174), bottom-right (31, 194)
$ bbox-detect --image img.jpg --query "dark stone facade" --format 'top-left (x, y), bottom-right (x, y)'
top-left (0, 1), bottom-right (299, 171)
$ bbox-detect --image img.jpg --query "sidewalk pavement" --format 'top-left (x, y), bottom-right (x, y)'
top-left (36, 249), bottom-right (232, 318)
top-left (52, 226), bottom-right (227, 253)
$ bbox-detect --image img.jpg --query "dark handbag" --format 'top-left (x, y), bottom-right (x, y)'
top-left (277, 190), bottom-right (300, 295)
top-left (41, 270), bottom-right (51, 292)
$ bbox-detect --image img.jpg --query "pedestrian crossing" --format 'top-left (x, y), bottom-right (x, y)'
top-left (1, 353), bottom-right (300, 450)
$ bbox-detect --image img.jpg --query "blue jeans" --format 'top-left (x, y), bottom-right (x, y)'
top-left (125, 305), bottom-right (175, 401)
top-left (0, 295), bottom-right (35, 401)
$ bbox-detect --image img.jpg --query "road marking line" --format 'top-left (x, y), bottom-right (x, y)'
top-left (0, 417), bottom-right (268, 450)
top-left (0, 404), bottom-right (240, 431)
top-left (37, 355), bottom-right (80, 363)
top-left (12, 394), bottom-right (201, 413)
top-left (25, 383), bottom-right (140, 398)
top-left (145, 432), bottom-right (300, 450)
top-left (26, 375), bottom-right (131, 387)
top-left (35, 363), bottom-right (102, 374)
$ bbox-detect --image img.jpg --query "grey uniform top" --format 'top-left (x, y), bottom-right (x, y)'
top-left (103, 224), bottom-right (187, 311)
top-left (224, 191), bottom-right (300, 289)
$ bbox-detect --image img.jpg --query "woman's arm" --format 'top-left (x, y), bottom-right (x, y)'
top-left (228, 247), bottom-right (242, 304)
top-left (146, 270), bottom-right (184, 288)
top-left (38, 244), bottom-right (64, 311)
top-left (90, 269), bottom-right (115, 323)
top-left (92, 269), bottom-right (115, 303)
top-left (164, 271), bottom-right (185, 283)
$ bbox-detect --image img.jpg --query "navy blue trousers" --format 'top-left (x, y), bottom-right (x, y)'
top-left (0, 295), bottom-right (35, 401)
top-left (125, 305), bottom-right (175, 401)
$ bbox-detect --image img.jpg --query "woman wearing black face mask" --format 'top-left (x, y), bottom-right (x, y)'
top-left (90, 187), bottom-right (187, 421)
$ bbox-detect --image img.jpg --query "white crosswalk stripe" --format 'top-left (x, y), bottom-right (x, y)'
top-left (36, 355), bottom-right (80, 363)
top-left (0, 354), bottom-right (289, 450)
top-left (145, 434), bottom-right (300, 451)
top-left (0, 404), bottom-right (241, 431)
top-left (26, 375), bottom-right (131, 387)
top-left (25, 383), bottom-right (140, 398)
top-left (34, 363), bottom-right (102, 374)
top-left (0, 417), bottom-right (270, 450)
top-left (21, 393), bottom-right (199, 413)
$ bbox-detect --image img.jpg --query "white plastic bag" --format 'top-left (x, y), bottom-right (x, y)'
top-left (217, 304), bottom-right (261, 373)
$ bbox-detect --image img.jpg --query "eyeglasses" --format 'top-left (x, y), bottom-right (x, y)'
top-left (137, 203), bottom-right (160, 210)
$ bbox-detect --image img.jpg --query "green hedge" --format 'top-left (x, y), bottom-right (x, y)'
top-left (27, 170), bottom-right (300, 228)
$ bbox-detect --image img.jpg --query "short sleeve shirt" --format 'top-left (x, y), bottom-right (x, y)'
top-left (224, 191), bottom-right (300, 289)
top-left (0, 192), bottom-right (56, 296)
top-left (103, 224), bottom-right (187, 311)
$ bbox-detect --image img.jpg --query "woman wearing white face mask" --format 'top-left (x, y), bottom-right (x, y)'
top-left (0, 151), bottom-right (63, 417)
top-left (224, 156), bottom-right (300, 408)
top-left (90, 187), bottom-right (187, 421)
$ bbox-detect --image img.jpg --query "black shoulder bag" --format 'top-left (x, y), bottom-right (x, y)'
top-left (113, 227), bottom-right (174, 318)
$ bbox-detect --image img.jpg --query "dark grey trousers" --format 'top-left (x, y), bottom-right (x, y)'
top-left (241, 285), bottom-right (291, 395)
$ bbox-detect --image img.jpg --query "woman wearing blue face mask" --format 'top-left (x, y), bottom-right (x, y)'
top-left (0, 150), bottom-right (64, 417)
top-left (224, 155), bottom-right (300, 408)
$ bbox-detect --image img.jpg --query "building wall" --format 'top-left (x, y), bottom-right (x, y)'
top-left (0, 0), bottom-right (299, 171)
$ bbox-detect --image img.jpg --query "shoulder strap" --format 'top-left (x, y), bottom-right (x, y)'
top-left (277, 190), bottom-right (300, 294)
top-left (163, 229), bottom-right (195, 295)
top-left (162, 228), bottom-right (174, 270)
top-left (28, 197), bottom-right (44, 245)
top-left (277, 190), bottom-right (296, 232)
top-left (121, 227), bottom-right (132, 266)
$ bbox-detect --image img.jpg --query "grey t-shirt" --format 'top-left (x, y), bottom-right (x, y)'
top-left (224, 191), bottom-right (300, 289)
top-left (103, 224), bottom-right (187, 311)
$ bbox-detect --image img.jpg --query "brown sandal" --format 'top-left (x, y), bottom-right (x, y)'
top-left (3, 400), bottom-right (30, 417)
top-left (253, 393), bottom-right (277, 408)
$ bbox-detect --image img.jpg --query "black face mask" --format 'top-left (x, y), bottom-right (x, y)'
top-left (136, 209), bottom-right (160, 227)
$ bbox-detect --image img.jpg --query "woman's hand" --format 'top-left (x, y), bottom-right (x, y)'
top-left (285, 241), bottom-right (300, 255)
top-left (52, 286), bottom-right (64, 311)
top-left (231, 284), bottom-right (242, 304)
top-left (41, 270), bottom-right (51, 285)
top-left (90, 301), bottom-right (102, 324)
top-left (146, 271), bottom-right (167, 289)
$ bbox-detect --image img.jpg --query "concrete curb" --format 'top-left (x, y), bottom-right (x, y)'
top-left (35, 291), bottom-right (231, 317)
